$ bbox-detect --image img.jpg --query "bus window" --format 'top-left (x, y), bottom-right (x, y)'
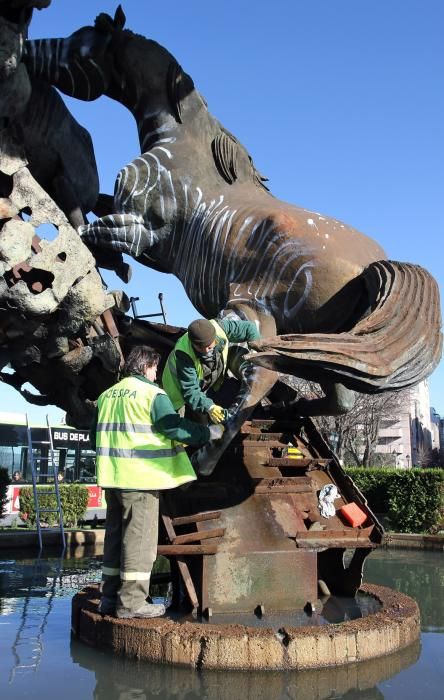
top-left (0, 445), bottom-right (24, 475)
top-left (63, 449), bottom-right (78, 482)
top-left (79, 452), bottom-right (96, 483)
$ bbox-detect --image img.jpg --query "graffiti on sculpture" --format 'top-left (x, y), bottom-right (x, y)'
top-left (0, 3), bottom-right (441, 469)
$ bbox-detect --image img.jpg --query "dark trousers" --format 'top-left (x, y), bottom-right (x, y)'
top-left (101, 489), bottom-right (159, 611)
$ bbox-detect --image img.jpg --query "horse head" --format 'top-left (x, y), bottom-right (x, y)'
top-left (100, 16), bottom-right (196, 121)
top-left (23, 6), bottom-right (126, 101)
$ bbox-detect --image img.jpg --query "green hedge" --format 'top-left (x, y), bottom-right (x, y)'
top-left (0, 468), bottom-right (10, 519)
top-left (19, 484), bottom-right (89, 528)
top-left (346, 467), bottom-right (444, 533)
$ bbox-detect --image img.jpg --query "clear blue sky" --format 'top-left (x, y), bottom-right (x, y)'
top-left (2, 0), bottom-right (443, 421)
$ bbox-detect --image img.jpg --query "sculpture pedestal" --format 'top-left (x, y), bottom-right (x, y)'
top-left (71, 583), bottom-right (420, 670)
top-left (160, 417), bottom-right (383, 616)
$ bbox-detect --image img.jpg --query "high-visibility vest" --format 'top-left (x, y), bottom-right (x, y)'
top-left (162, 320), bottom-right (229, 410)
top-left (96, 376), bottom-right (196, 490)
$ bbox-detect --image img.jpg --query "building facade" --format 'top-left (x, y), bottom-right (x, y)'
top-left (375, 380), bottom-right (440, 468)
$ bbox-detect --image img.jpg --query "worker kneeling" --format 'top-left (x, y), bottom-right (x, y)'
top-left (162, 317), bottom-right (260, 425)
top-left (93, 345), bottom-right (223, 619)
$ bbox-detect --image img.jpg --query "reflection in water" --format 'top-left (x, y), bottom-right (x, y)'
top-left (0, 552), bottom-right (101, 685)
top-left (0, 547), bottom-right (442, 699)
top-left (0, 553), bottom-right (102, 600)
top-left (70, 637), bottom-right (420, 700)
top-left (364, 549), bottom-right (444, 632)
top-left (7, 554), bottom-right (64, 682)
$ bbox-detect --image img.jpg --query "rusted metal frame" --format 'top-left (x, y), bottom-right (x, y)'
top-left (323, 462), bottom-right (384, 544)
top-left (100, 309), bottom-right (120, 338)
top-left (100, 308), bottom-right (125, 367)
top-left (201, 555), bottom-right (210, 617)
top-left (245, 440), bottom-right (289, 448)
top-left (194, 519), bottom-right (214, 618)
top-left (296, 539), bottom-right (377, 550)
top-left (296, 525), bottom-right (375, 539)
top-left (256, 474), bottom-right (312, 486)
top-left (172, 528), bottom-right (225, 545)
top-left (244, 433), bottom-right (287, 441)
top-left (171, 511), bottom-right (221, 527)
top-left (157, 544), bottom-right (218, 555)
top-left (160, 514), bottom-right (201, 610)
top-left (295, 525), bottom-right (375, 549)
top-left (243, 464), bottom-right (282, 479)
top-left (254, 474), bottom-right (312, 493)
top-left (305, 460), bottom-right (332, 472)
top-left (248, 419), bottom-right (304, 432)
top-left (267, 457), bottom-right (314, 468)
top-left (254, 483), bottom-right (313, 494)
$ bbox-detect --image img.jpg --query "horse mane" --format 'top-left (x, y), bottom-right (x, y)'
top-left (167, 62), bottom-right (182, 123)
top-left (212, 128), bottom-right (269, 190)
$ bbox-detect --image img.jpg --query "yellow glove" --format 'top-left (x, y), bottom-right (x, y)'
top-left (208, 404), bottom-right (226, 424)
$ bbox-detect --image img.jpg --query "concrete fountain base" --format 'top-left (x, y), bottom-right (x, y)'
top-left (71, 584), bottom-right (420, 670)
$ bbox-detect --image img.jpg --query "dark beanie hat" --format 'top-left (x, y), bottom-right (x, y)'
top-left (188, 319), bottom-right (216, 346)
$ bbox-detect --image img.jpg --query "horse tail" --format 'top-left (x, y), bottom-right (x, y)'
top-left (248, 261), bottom-right (442, 392)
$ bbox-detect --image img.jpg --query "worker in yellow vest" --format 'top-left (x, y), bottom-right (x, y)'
top-left (162, 317), bottom-right (260, 424)
top-left (92, 345), bottom-right (223, 619)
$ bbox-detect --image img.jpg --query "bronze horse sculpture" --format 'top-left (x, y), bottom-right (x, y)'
top-left (23, 7), bottom-right (441, 469)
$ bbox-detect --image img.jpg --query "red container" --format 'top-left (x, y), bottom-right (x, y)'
top-left (338, 502), bottom-right (368, 527)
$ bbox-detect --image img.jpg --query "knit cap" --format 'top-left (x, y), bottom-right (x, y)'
top-left (188, 319), bottom-right (216, 346)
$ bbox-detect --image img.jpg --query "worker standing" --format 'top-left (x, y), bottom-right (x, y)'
top-left (162, 317), bottom-right (260, 424)
top-left (92, 345), bottom-right (223, 619)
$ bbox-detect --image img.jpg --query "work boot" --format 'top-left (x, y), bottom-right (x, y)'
top-left (115, 602), bottom-right (166, 619)
top-left (97, 596), bottom-right (116, 616)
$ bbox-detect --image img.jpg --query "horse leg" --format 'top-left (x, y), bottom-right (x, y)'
top-left (268, 380), bottom-right (356, 417)
top-left (52, 178), bottom-right (131, 283)
top-left (192, 307), bottom-right (278, 476)
top-left (78, 213), bottom-right (154, 258)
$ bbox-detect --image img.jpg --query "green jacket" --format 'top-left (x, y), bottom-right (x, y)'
top-left (94, 375), bottom-right (209, 490)
top-left (162, 318), bottom-right (260, 413)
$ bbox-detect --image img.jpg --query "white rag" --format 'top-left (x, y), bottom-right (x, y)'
top-left (318, 483), bottom-right (340, 518)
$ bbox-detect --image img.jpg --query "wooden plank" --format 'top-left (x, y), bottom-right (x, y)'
top-left (176, 557), bottom-right (199, 609)
top-left (157, 544), bottom-right (218, 555)
top-left (161, 513), bottom-right (176, 543)
top-left (160, 514), bottom-right (201, 609)
top-left (171, 511), bottom-right (221, 527)
top-left (172, 528), bottom-right (225, 545)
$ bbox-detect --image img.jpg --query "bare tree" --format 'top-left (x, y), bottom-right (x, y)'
top-left (414, 443), bottom-right (433, 468)
top-left (282, 376), bottom-right (411, 467)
